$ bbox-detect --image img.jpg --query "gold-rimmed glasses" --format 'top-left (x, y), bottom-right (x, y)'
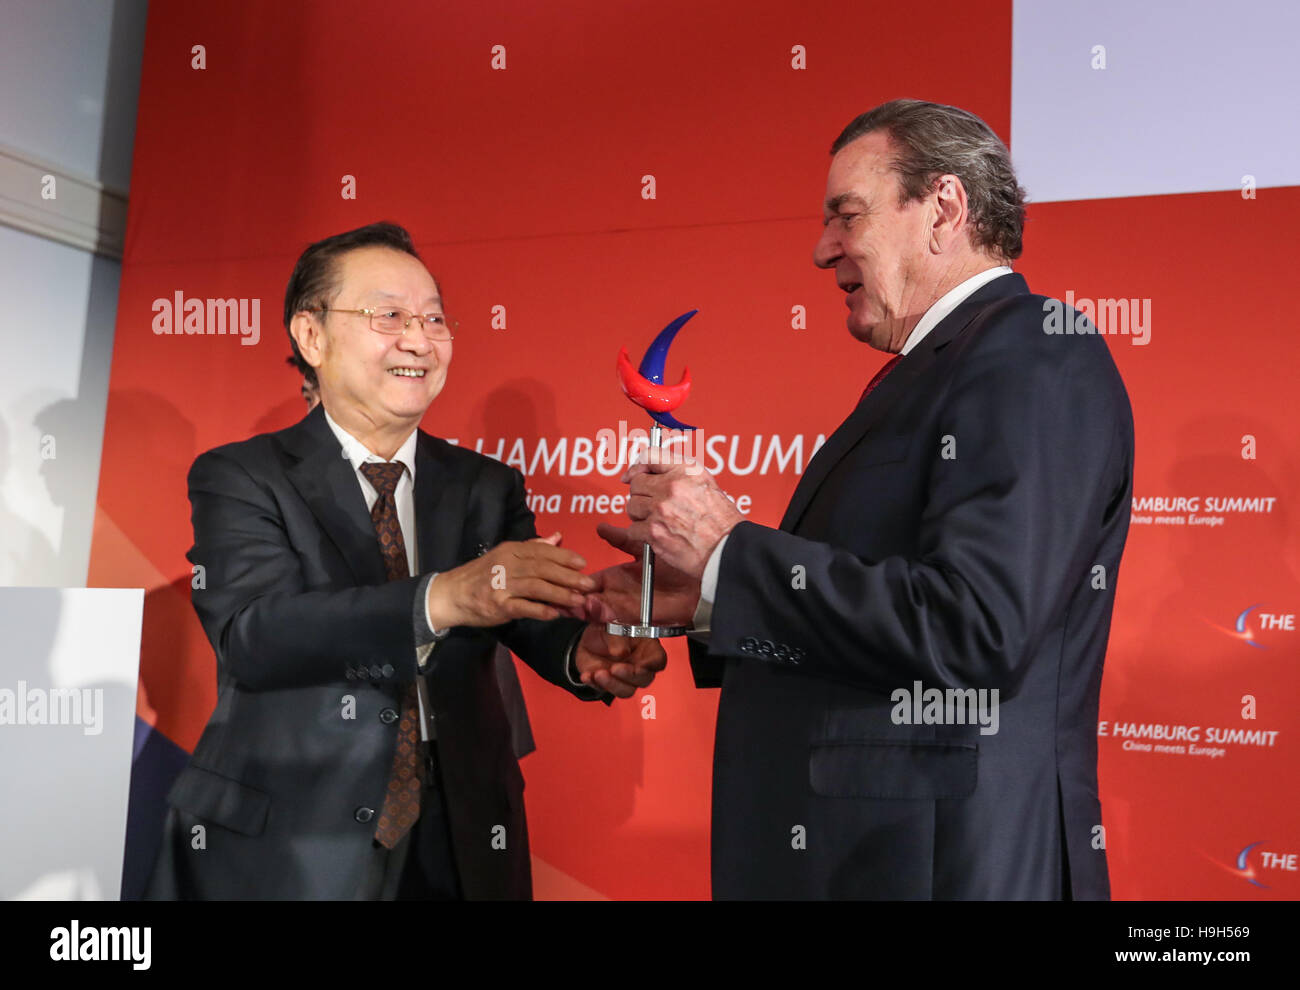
top-left (311, 306), bottom-right (457, 341)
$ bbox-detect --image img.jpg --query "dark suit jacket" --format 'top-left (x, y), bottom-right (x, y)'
top-left (691, 273), bottom-right (1133, 899)
top-left (145, 403), bottom-right (597, 899)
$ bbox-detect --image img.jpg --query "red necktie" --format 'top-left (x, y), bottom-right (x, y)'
top-left (359, 461), bottom-right (422, 850)
top-left (858, 354), bottom-right (903, 405)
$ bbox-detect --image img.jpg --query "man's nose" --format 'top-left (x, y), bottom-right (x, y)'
top-left (397, 322), bottom-right (435, 353)
top-left (812, 225), bottom-right (840, 269)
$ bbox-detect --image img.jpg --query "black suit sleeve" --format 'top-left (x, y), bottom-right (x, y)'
top-left (687, 638), bottom-right (724, 689)
top-left (186, 449), bottom-right (423, 691)
top-left (707, 322), bottom-right (1131, 700)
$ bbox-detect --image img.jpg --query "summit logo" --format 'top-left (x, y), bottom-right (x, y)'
top-left (1205, 603), bottom-right (1295, 650)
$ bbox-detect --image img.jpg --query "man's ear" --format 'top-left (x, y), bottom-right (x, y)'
top-left (929, 173), bottom-right (969, 253)
top-left (289, 311), bottom-right (325, 377)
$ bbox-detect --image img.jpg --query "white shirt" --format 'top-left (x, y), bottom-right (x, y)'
top-left (323, 407), bottom-right (421, 576)
top-left (692, 266), bottom-right (1013, 631)
top-left (900, 265), bottom-right (1012, 355)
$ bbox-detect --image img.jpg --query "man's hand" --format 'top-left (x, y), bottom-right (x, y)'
top-left (574, 624), bottom-right (667, 698)
top-left (622, 455), bottom-right (744, 581)
top-left (579, 523), bottom-right (703, 628)
top-left (426, 533), bottom-right (596, 628)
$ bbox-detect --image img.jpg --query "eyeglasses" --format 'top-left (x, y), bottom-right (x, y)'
top-left (311, 306), bottom-right (457, 341)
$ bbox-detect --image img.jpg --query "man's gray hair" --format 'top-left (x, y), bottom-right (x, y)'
top-left (832, 99), bottom-right (1027, 261)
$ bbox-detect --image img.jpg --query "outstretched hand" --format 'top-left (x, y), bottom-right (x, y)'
top-left (572, 522), bottom-right (703, 629)
top-left (427, 532), bottom-right (596, 628)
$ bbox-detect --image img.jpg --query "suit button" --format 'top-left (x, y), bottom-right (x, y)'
top-left (369, 664), bottom-right (383, 679)
top-left (379, 708), bottom-right (398, 724)
top-left (344, 666), bottom-right (356, 680)
top-left (381, 663), bottom-right (395, 678)
top-left (354, 807), bottom-right (375, 823)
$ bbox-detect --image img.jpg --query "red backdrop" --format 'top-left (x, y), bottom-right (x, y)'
top-left (91, 0), bottom-right (1299, 899)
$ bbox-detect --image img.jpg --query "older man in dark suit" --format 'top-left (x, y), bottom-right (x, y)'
top-left (593, 99), bottom-right (1133, 899)
top-left (147, 221), bottom-right (664, 900)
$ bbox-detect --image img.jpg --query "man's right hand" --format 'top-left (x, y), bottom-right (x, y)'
top-left (426, 532), bottom-right (597, 628)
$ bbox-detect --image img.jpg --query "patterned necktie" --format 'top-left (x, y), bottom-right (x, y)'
top-left (359, 461), bottom-right (421, 849)
top-left (858, 354), bottom-right (903, 405)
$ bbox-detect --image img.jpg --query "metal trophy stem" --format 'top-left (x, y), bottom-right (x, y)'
top-left (606, 422), bottom-right (691, 639)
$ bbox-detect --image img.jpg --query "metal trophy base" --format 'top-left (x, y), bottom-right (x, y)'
top-left (606, 420), bottom-right (693, 640)
top-left (606, 621), bottom-right (691, 639)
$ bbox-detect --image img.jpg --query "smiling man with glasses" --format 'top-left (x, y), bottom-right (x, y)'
top-left (144, 221), bottom-right (665, 901)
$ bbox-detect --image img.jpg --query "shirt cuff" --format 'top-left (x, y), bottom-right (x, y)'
top-left (564, 626), bottom-right (586, 687)
top-left (415, 572), bottom-right (451, 672)
top-left (691, 534), bottom-right (729, 634)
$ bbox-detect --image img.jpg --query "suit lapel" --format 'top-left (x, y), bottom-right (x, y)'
top-left (779, 350), bottom-right (933, 531)
top-left (780, 273), bottom-right (1029, 533)
top-left (414, 431), bottom-right (470, 575)
top-left (282, 404), bottom-right (389, 586)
